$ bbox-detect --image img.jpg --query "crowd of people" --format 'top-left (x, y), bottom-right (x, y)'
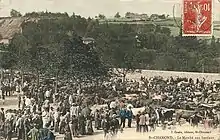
top-left (0, 71), bottom-right (219, 140)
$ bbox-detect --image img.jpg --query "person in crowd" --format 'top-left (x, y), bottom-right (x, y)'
top-left (94, 109), bottom-right (101, 130)
top-left (72, 115), bottom-right (79, 138)
top-left (139, 112), bottom-right (146, 133)
top-left (64, 124), bottom-right (72, 140)
top-left (126, 106), bottom-right (133, 128)
top-left (78, 113), bottom-right (86, 135)
top-left (16, 114), bottom-right (25, 140)
top-left (86, 115), bottom-right (94, 135)
top-left (109, 114), bottom-right (120, 135)
top-left (119, 107), bottom-right (126, 128)
top-left (145, 112), bottom-right (150, 132)
top-left (135, 111), bottom-right (141, 132)
top-left (5, 118), bottom-right (13, 140)
top-left (102, 115), bottom-right (110, 138)
top-left (39, 123), bottom-right (55, 140)
top-left (1, 72), bottom-right (220, 140)
top-left (27, 123), bottom-right (39, 140)
top-left (23, 115), bottom-right (31, 140)
top-left (70, 103), bottom-right (79, 118)
top-left (191, 112), bottom-right (201, 127)
top-left (149, 114), bottom-right (157, 131)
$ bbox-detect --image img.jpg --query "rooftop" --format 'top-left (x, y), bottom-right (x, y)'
top-left (0, 17), bottom-right (26, 39)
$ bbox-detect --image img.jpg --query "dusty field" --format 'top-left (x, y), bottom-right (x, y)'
top-left (56, 123), bottom-right (220, 140)
top-left (1, 96), bottom-right (220, 140)
top-left (126, 70), bottom-right (220, 83)
top-left (1, 70), bottom-right (220, 140)
top-left (0, 96), bottom-right (18, 109)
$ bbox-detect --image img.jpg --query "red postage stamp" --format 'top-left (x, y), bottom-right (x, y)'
top-left (182, 0), bottom-right (212, 36)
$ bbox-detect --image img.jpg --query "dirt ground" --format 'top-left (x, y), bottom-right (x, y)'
top-left (1, 96), bottom-right (220, 140)
top-left (53, 123), bottom-right (220, 140)
top-left (126, 70), bottom-right (220, 82)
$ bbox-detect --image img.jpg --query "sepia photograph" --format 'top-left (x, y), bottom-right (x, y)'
top-left (0, 0), bottom-right (220, 140)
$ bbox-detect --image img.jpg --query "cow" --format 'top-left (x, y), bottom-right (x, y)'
top-left (158, 108), bottom-right (175, 123)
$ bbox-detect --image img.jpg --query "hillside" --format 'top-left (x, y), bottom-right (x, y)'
top-left (100, 17), bottom-right (220, 38)
top-left (1, 14), bottom-right (220, 75)
top-left (1, 16), bottom-right (220, 42)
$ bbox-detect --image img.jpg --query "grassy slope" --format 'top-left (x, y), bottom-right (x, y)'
top-left (100, 17), bottom-right (220, 38)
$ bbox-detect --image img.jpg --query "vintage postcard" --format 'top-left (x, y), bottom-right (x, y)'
top-left (0, 0), bottom-right (220, 140)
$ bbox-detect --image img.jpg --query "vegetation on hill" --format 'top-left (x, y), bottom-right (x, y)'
top-left (1, 11), bottom-right (220, 84)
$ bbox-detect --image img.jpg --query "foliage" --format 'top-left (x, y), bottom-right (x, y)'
top-left (97, 14), bottom-right (106, 20)
top-left (10, 9), bottom-right (22, 17)
top-left (24, 11), bottom-right (69, 18)
top-left (2, 10), bottom-right (220, 81)
top-left (2, 13), bottom-right (109, 84)
top-left (114, 12), bottom-right (121, 18)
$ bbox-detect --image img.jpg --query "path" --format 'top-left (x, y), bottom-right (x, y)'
top-left (0, 95), bottom-right (18, 109)
top-left (54, 123), bottom-right (220, 140)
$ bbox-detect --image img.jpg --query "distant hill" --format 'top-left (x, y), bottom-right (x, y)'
top-left (99, 17), bottom-right (220, 38)
top-left (1, 16), bottom-right (220, 44)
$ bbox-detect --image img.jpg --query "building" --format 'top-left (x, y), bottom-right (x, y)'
top-left (125, 12), bottom-right (149, 20)
top-left (150, 14), bottom-right (159, 21)
top-left (0, 17), bottom-right (25, 44)
top-left (139, 14), bottom-right (148, 19)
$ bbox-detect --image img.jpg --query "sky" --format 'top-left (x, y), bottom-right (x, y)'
top-left (0, 0), bottom-right (220, 20)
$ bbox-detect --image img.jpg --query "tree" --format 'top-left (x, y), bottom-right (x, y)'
top-left (4, 34), bottom-right (29, 70)
top-left (114, 12), bottom-right (121, 18)
top-left (101, 24), bottom-right (140, 82)
top-left (153, 54), bottom-right (178, 71)
top-left (10, 9), bottom-right (22, 17)
top-left (4, 11), bottom-right (220, 80)
top-left (158, 14), bottom-right (166, 19)
top-left (61, 32), bottom-right (109, 83)
top-left (28, 46), bottom-right (51, 87)
top-left (71, 12), bottom-right (76, 18)
top-left (125, 12), bottom-right (131, 18)
top-left (98, 14), bottom-right (106, 20)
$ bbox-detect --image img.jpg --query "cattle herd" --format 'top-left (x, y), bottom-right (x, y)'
top-left (0, 71), bottom-right (220, 140)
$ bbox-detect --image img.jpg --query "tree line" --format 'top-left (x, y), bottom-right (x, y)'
top-left (1, 11), bottom-right (220, 84)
